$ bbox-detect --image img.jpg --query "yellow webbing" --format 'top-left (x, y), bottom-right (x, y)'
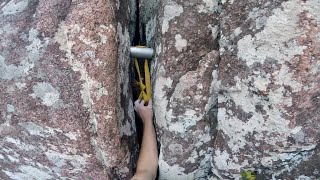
top-left (134, 57), bottom-right (151, 104)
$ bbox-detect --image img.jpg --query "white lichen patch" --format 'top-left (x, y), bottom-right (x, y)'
top-left (15, 82), bottom-right (27, 89)
top-left (174, 34), bottom-right (187, 52)
top-left (55, 23), bottom-right (108, 107)
top-left (162, 1), bottom-right (183, 34)
top-left (158, 148), bottom-right (193, 180)
top-left (197, 0), bottom-right (218, 13)
top-left (45, 150), bottom-right (89, 173)
top-left (19, 122), bottom-right (57, 138)
top-left (5, 137), bottom-right (35, 151)
top-left (252, 75), bottom-right (271, 92)
top-left (168, 143), bottom-right (184, 155)
top-left (186, 150), bottom-right (199, 163)
top-left (119, 120), bottom-right (133, 136)
top-left (158, 51), bottom-right (217, 134)
top-left (304, 0), bottom-right (320, 23)
top-left (90, 138), bottom-right (114, 167)
top-left (98, 33), bottom-right (108, 44)
top-left (1, 0), bottom-right (29, 15)
top-left (247, 7), bottom-right (268, 30)
top-left (310, 60), bottom-right (320, 75)
top-left (0, 54), bottom-right (33, 80)
top-left (237, 0), bottom-right (307, 67)
top-left (64, 132), bottom-right (78, 141)
top-left (217, 75), bottom-right (296, 152)
top-left (168, 109), bottom-right (202, 134)
top-left (214, 150), bottom-right (246, 171)
top-left (221, 0), bottom-right (234, 5)
top-left (159, 145), bottom-right (213, 179)
top-left (78, 34), bottom-right (97, 49)
top-left (146, 16), bottom-right (157, 44)
top-left (6, 104), bottom-right (15, 113)
top-left (31, 82), bottom-right (62, 107)
top-left (7, 155), bottom-right (20, 162)
top-left (0, 28), bottom-right (48, 80)
top-left (3, 165), bottom-right (53, 180)
top-left (274, 64), bottom-right (303, 92)
top-left (54, 22), bottom-right (110, 137)
top-left (233, 27), bottom-right (242, 36)
top-left (27, 28), bottom-right (47, 63)
top-left (260, 145), bottom-right (315, 177)
top-left (117, 23), bottom-right (130, 99)
top-left (154, 66), bottom-right (173, 130)
top-left (296, 175), bottom-right (317, 180)
top-left (117, 22), bottom-right (135, 137)
top-left (0, 23), bottom-right (18, 35)
top-left (215, 1), bottom-right (320, 175)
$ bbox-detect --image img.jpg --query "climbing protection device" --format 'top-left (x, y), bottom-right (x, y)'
top-left (134, 57), bottom-right (151, 104)
top-left (131, 46), bottom-right (153, 104)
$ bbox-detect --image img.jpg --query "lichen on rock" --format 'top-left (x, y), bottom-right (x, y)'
top-left (0, 0), bottom-right (137, 179)
top-left (0, 0), bottom-right (319, 179)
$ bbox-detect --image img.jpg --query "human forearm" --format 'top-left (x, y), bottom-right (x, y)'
top-left (136, 119), bottom-right (158, 179)
top-left (132, 99), bottom-right (158, 180)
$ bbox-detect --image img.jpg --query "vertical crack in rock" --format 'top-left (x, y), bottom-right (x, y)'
top-left (139, 0), bottom-right (221, 179)
top-left (1, 0), bottom-right (319, 179)
top-left (130, 0), bottom-right (145, 147)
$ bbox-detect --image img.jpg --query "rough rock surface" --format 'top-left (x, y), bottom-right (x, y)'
top-left (1, 0), bottom-right (319, 179)
top-left (214, 0), bottom-right (320, 179)
top-left (141, 0), bottom-right (320, 179)
top-left (140, 0), bottom-right (220, 179)
top-left (0, 0), bottom-right (137, 179)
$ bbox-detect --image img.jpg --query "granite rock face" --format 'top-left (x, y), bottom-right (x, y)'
top-left (213, 0), bottom-right (320, 178)
top-left (141, 0), bottom-right (320, 179)
top-left (140, 0), bottom-right (220, 179)
top-left (0, 0), bottom-right (137, 179)
top-left (1, 0), bottom-right (319, 179)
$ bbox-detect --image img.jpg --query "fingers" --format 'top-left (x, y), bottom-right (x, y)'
top-left (134, 99), bottom-right (152, 111)
top-left (134, 99), bottom-right (140, 108)
top-left (147, 99), bottom-right (152, 108)
top-left (140, 100), bottom-right (145, 106)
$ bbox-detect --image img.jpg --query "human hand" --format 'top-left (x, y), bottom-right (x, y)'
top-left (134, 99), bottom-right (153, 125)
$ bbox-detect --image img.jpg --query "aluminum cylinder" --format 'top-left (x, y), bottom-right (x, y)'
top-left (130, 47), bottom-right (154, 59)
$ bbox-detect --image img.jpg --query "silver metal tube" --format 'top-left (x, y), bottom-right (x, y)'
top-left (130, 47), bottom-right (154, 59)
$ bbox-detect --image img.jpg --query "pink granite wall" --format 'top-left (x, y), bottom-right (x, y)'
top-left (0, 0), bottom-right (137, 179)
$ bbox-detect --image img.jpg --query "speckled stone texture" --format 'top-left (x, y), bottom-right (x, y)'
top-left (0, 0), bottom-right (137, 179)
top-left (1, 0), bottom-right (320, 179)
top-left (140, 0), bottom-right (220, 179)
top-left (141, 0), bottom-right (320, 179)
top-left (214, 0), bottom-right (320, 179)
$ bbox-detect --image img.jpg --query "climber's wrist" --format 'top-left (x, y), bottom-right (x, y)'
top-left (143, 119), bottom-right (153, 127)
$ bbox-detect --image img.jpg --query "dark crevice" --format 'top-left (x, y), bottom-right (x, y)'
top-left (132, 0), bottom-right (140, 46)
top-left (130, 0), bottom-right (149, 148)
top-left (130, 1), bottom-right (160, 179)
top-left (131, 0), bottom-right (143, 148)
top-left (209, 0), bottom-right (222, 178)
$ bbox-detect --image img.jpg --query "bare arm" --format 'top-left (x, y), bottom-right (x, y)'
top-left (131, 100), bottom-right (158, 180)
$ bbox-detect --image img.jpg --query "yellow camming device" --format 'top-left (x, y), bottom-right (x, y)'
top-left (133, 47), bottom-right (152, 104)
top-left (134, 58), bottom-right (151, 103)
